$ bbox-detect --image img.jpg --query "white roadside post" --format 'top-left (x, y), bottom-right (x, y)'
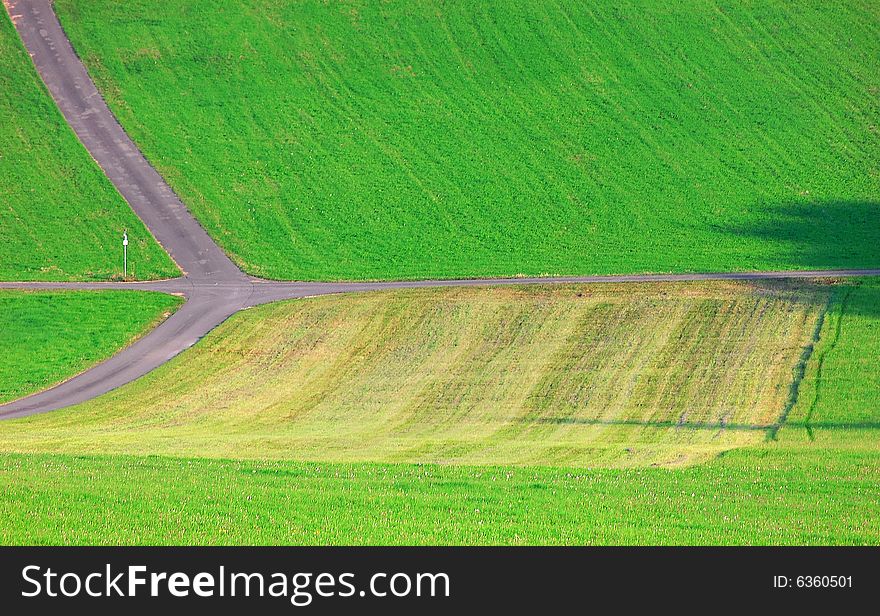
top-left (123, 230), bottom-right (129, 279)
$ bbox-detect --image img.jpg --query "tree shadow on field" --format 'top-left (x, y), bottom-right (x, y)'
top-left (728, 200), bottom-right (880, 438)
top-left (733, 199), bottom-right (880, 271)
top-left (738, 277), bottom-right (880, 320)
top-left (511, 201), bottom-right (880, 444)
top-left (732, 199), bottom-right (880, 319)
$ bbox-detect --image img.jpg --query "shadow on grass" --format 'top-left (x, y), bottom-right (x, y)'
top-left (733, 198), bottom-right (880, 266)
top-left (786, 421), bottom-right (880, 431)
top-left (730, 199), bottom-right (880, 317)
top-left (742, 280), bottom-right (880, 438)
top-left (528, 417), bottom-right (770, 432)
top-left (530, 416), bottom-right (880, 433)
top-left (731, 200), bottom-right (880, 437)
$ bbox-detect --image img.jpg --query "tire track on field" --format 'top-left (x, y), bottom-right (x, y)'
top-left (802, 287), bottom-right (853, 440)
top-left (766, 292), bottom-right (833, 440)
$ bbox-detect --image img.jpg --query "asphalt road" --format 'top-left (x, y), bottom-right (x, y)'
top-left (2, 0), bottom-right (879, 419)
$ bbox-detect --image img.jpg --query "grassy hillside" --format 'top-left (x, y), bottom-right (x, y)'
top-left (0, 291), bottom-right (182, 403)
top-left (55, 0), bottom-right (880, 280)
top-left (786, 279), bottom-right (880, 429)
top-left (0, 279), bottom-right (876, 544)
top-left (0, 430), bottom-right (876, 545)
top-left (0, 281), bottom-right (829, 467)
top-left (0, 11), bottom-right (176, 281)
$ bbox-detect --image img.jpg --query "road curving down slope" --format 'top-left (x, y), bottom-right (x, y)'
top-left (1, 0), bottom-right (879, 419)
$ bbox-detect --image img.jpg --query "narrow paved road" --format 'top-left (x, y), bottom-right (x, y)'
top-left (2, 0), bottom-right (879, 419)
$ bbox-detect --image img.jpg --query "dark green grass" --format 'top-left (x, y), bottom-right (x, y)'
top-left (0, 291), bottom-right (182, 403)
top-left (0, 11), bottom-right (177, 281)
top-left (55, 0), bottom-right (880, 280)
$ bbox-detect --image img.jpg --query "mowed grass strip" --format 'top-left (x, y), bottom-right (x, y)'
top-left (0, 281), bottom-right (829, 467)
top-left (54, 0), bottom-right (880, 280)
top-left (0, 291), bottom-right (182, 403)
top-left (0, 11), bottom-right (176, 281)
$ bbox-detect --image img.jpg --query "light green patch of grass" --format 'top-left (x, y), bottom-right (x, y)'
top-left (55, 0), bottom-right (880, 280)
top-left (0, 290), bottom-right (182, 403)
top-left (0, 10), bottom-right (177, 281)
top-left (0, 281), bottom-right (830, 467)
top-left (0, 435), bottom-right (876, 545)
top-left (784, 278), bottom-right (880, 431)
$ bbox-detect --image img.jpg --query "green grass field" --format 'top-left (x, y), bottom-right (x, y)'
top-left (1, 0), bottom-right (877, 546)
top-left (0, 436), bottom-right (876, 545)
top-left (54, 0), bottom-right (880, 280)
top-left (0, 280), bottom-right (876, 544)
top-left (0, 291), bottom-right (182, 403)
top-left (785, 281), bottom-right (880, 429)
top-left (0, 281), bottom-right (829, 467)
top-left (0, 11), bottom-right (176, 281)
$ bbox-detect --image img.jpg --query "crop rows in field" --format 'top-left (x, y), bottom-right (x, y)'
top-left (0, 281), bottom-right (830, 467)
top-left (54, 0), bottom-right (880, 280)
top-left (0, 11), bottom-right (175, 280)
